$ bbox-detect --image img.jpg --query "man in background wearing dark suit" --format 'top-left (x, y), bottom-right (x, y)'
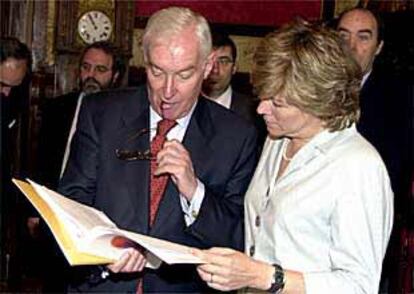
top-left (33, 41), bottom-right (125, 292)
top-left (202, 33), bottom-right (254, 121)
top-left (59, 6), bottom-right (257, 293)
top-left (37, 41), bottom-right (125, 189)
top-left (337, 7), bottom-right (413, 293)
top-left (0, 36), bottom-right (31, 288)
top-left (202, 32), bottom-right (266, 145)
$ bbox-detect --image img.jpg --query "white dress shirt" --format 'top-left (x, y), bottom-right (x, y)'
top-left (203, 86), bottom-right (232, 109)
top-left (60, 92), bottom-right (85, 178)
top-left (244, 126), bottom-right (393, 293)
top-left (149, 104), bottom-right (205, 226)
top-left (361, 71), bottom-right (371, 87)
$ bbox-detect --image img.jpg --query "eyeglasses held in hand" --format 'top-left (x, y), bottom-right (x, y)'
top-left (115, 128), bottom-right (155, 161)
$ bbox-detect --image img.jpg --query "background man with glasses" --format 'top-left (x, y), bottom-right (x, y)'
top-left (202, 32), bottom-right (265, 146)
top-left (202, 32), bottom-right (255, 121)
top-left (59, 7), bottom-right (258, 293)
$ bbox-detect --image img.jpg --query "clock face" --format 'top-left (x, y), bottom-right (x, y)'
top-left (78, 10), bottom-right (113, 44)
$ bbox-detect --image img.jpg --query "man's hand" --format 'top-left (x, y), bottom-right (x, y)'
top-left (27, 217), bottom-right (40, 238)
top-left (107, 248), bottom-right (147, 273)
top-left (154, 140), bottom-right (197, 200)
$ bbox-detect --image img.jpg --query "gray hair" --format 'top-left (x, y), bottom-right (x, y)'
top-left (142, 6), bottom-right (212, 61)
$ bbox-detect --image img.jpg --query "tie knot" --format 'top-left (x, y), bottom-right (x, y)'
top-left (157, 119), bottom-right (177, 137)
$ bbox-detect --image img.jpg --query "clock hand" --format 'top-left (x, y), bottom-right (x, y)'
top-left (88, 14), bottom-right (98, 30)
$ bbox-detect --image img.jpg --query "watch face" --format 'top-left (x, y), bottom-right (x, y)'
top-left (78, 10), bottom-right (113, 44)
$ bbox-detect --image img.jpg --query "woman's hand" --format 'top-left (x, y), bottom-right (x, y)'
top-left (192, 247), bottom-right (274, 291)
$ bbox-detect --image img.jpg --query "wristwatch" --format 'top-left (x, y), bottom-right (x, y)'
top-left (267, 264), bottom-right (285, 293)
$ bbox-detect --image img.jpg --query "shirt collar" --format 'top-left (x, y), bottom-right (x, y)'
top-left (282, 124), bottom-right (357, 160)
top-left (361, 71), bottom-right (372, 87)
top-left (202, 86), bottom-right (232, 109)
top-left (150, 100), bottom-right (197, 131)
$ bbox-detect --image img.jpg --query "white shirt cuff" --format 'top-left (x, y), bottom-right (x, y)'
top-left (180, 179), bottom-right (205, 226)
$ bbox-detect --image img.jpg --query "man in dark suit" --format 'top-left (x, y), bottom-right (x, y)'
top-left (337, 7), bottom-right (412, 215)
top-left (0, 36), bottom-right (31, 285)
top-left (337, 7), bottom-right (413, 293)
top-left (34, 41), bottom-right (125, 292)
top-left (37, 41), bottom-right (125, 189)
top-left (59, 7), bottom-right (258, 293)
top-left (202, 32), bottom-right (266, 144)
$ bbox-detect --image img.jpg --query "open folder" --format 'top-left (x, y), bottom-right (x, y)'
top-left (13, 178), bottom-right (203, 268)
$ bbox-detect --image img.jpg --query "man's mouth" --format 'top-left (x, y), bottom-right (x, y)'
top-left (82, 78), bottom-right (102, 94)
top-left (161, 102), bottom-right (174, 110)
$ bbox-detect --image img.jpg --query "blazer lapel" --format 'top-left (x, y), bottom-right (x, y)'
top-left (118, 97), bottom-right (151, 233)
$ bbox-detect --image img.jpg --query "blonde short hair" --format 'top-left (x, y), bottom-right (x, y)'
top-left (252, 19), bottom-right (361, 131)
top-left (142, 6), bottom-right (212, 61)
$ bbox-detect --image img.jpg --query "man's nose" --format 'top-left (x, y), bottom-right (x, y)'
top-left (84, 67), bottom-right (97, 78)
top-left (348, 36), bottom-right (357, 51)
top-left (163, 75), bottom-right (177, 99)
top-left (211, 61), bottom-right (220, 74)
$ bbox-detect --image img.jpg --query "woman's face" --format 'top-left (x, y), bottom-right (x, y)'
top-left (257, 95), bottom-right (323, 140)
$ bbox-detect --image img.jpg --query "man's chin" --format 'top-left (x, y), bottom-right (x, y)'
top-left (83, 86), bottom-right (102, 95)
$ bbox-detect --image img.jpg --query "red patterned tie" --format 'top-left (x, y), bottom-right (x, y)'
top-left (137, 119), bottom-right (176, 294)
top-left (149, 119), bottom-right (177, 226)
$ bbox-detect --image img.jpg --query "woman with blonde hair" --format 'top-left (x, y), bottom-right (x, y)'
top-left (193, 19), bottom-right (393, 294)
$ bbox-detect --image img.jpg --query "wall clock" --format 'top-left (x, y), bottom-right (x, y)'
top-left (55, 1), bottom-right (134, 54)
top-left (77, 10), bottom-right (113, 44)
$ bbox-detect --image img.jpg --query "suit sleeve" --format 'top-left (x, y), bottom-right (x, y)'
top-left (185, 126), bottom-right (258, 251)
top-left (58, 100), bottom-right (99, 205)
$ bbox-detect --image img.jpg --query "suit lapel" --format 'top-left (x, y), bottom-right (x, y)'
top-left (118, 94), bottom-right (151, 232)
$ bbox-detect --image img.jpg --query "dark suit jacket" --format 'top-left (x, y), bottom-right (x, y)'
top-left (358, 70), bottom-right (413, 216)
top-left (37, 92), bottom-right (80, 189)
top-left (59, 86), bottom-right (258, 293)
top-left (230, 91), bottom-right (256, 123)
top-left (231, 90), bottom-right (266, 148)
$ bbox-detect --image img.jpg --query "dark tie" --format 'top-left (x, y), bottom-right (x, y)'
top-left (149, 119), bottom-right (177, 226)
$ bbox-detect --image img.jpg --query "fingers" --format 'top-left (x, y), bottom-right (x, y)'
top-left (155, 140), bottom-right (191, 175)
top-left (154, 140), bottom-right (197, 198)
top-left (206, 247), bottom-right (237, 255)
top-left (195, 248), bottom-right (234, 277)
top-left (107, 249), bottom-right (146, 273)
top-left (196, 263), bottom-right (233, 292)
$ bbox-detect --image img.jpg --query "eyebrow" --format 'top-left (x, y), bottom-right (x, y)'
top-left (356, 29), bottom-right (373, 36)
top-left (148, 62), bottom-right (195, 74)
top-left (338, 27), bottom-right (374, 36)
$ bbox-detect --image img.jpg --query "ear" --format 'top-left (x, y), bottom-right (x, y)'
top-left (112, 71), bottom-right (120, 84)
top-left (375, 40), bottom-right (384, 56)
top-left (203, 51), bottom-right (215, 79)
top-left (232, 63), bottom-right (237, 75)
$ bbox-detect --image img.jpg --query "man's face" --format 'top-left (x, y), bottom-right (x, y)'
top-left (145, 28), bottom-right (213, 120)
top-left (337, 9), bottom-right (383, 75)
top-left (79, 48), bottom-right (118, 94)
top-left (202, 45), bottom-right (236, 98)
top-left (0, 58), bottom-right (27, 97)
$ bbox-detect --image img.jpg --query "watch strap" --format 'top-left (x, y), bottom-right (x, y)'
top-left (267, 263), bottom-right (285, 293)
